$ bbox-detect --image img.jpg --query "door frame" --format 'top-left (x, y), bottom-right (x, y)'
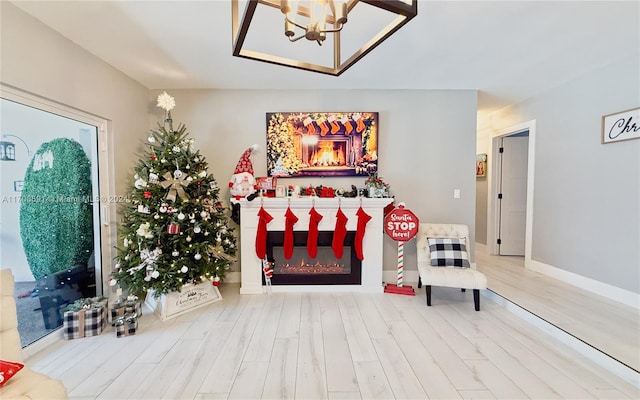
top-left (1, 83), bottom-right (117, 357)
top-left (487, 120), bottom-right (536, 261)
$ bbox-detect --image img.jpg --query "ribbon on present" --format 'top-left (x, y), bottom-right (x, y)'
top-left (115, 313), bottom-right (138, 337)
top-left (160, 171), bottom-right (190, 202)
top-left (62, 298), bottom-right (107, 339)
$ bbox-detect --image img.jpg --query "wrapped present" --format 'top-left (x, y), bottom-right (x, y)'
top-left (115, 313), bottom-right (138, 337)
top-left (62, 297), bottom-right (108, 339)
top-left (110, 296), bottom-right (142, 325)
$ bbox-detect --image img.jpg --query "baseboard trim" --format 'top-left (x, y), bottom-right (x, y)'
top-left (23, 328), bottom-right (63, 361)
top-left (526, 259), bottom-right (640, 310)
top-left (483, 289), bottom-right (640, 388)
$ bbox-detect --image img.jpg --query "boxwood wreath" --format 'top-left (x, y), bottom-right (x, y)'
top-left (111, 92), bottom-right (237, 297)
top-left (20, 138), bottom-right (94, 280)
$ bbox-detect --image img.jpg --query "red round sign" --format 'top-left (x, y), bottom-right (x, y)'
top-left (384, 205), bottom-right (419, 242)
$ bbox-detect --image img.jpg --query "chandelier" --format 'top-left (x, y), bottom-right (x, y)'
top-left (232, 0), bottom-right (418, 76)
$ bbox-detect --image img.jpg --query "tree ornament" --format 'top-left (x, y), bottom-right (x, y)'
top-left (134, 178), bottom-right (147, 189)
top-left (167, 223), bottom-right (180, 234)
top-left (194, 253), bottom-right (202, 260)
top-left (181, 266), bottom-right (188, 273)
top-left (172, 250), bottom-right (179, 257)
top-left (148, 135), bottom-right (155, 143)
top-left (177, 212), bottom-right (185, 220)
top-left (186, 236), bottom-right (192, 242)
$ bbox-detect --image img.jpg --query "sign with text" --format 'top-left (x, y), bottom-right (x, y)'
top-left (384, 205), bottom-right (419, 242)
top-left (602, 107), bottom-right (640, 144)
top-left (146, 281), bottom-right (222, 320)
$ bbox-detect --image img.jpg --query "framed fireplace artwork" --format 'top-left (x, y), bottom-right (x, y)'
top-left (266, 112), bottom-right (378, 177)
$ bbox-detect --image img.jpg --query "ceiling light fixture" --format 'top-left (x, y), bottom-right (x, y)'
top-left (232, 0), bottom-right (417, 76)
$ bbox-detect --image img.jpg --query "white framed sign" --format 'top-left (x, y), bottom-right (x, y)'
top-left (602, 107), bottom-right (640, 144)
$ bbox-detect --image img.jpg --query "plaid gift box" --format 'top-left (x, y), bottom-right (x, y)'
top-left (110, 298), bottom-right (142, 326)
top-left (62, 298), bottom-right (108, 339)
top-left (115, 313), bottom-right (138, 337)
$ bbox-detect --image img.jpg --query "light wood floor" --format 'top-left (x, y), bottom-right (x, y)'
top-left (27, 282), bottom-right (639, 399)
top-left (474, 246), bottom-right (640, 373)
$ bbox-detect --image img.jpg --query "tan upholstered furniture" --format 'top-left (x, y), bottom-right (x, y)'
top-left (416, 223), bottom-right (487, 311)
top-left (0, 268), bottom-right (67, 399)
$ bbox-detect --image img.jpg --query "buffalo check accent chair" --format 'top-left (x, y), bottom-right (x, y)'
top-left (416, 223), bottom-right (487, 311)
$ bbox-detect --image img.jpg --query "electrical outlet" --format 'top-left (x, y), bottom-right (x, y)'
top-left (454, 189), bottom-right (461, 199)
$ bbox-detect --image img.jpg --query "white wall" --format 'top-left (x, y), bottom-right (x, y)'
top-left (1, 2), bottom-right (150, 286)
top-left (150, 89), bottom-right (478, 276)
top-left (482, 54), bottom-right (640, 296)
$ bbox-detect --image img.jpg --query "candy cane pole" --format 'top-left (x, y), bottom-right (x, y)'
top-left (397, 241), bottom-right (404, 287)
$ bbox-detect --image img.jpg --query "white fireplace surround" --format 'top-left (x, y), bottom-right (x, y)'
top-left (237, 197), bottom-right (393, 294)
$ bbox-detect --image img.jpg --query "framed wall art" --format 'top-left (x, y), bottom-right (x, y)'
top-left (476, 153), bottom-right (487, 177)
top-left (266, 112), bottom-right (378, 177)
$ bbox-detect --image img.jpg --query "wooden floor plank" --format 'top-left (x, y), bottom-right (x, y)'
top-left (295, 321), bottom-right (328, 400)
top-left (262, 337), bottom-right (298, 400)
top-left (320, 294), bottom-right (360, 393)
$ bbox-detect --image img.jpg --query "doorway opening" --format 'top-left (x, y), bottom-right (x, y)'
top-left (487, 120), bottom-right (536, 259)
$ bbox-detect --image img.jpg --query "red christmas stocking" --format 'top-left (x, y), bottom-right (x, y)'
top-left (255, 206), bottom-right (273, 260)
top-left (354, 207), bottom-right (372, 261)
top-left (341, 117), bottom-right (353, 135)
top-left (307, 207), bottom-right (324, 258)
top-left (332, 208), bottom-right (349, 259)
top-left (329, 115), bottom-right (340, 134)
top-left (304, 116), bottom-right (316, 134)
top-left (355, 114), bottom-right (366, 133)
top-left (284, 207), bottom-right (299, 259)
top-left (318, 118), bottom-right (330, 136)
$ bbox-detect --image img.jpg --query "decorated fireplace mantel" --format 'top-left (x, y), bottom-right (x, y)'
top-left (236, 197), bottom-right (393, 294)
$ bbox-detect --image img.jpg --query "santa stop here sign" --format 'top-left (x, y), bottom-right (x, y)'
top-left (384, 203), bottom-right (419, 242)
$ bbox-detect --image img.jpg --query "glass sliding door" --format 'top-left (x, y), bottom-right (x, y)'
top-left (0, 97), bottom-right (102, 347)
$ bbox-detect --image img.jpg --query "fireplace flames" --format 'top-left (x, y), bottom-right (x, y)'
top-left (310, 141), bottom-right (346, 167)
top-left (274, 258), bottom-right (348, 275)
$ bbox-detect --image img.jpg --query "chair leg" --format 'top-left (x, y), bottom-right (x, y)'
top-left (461, 288), bottom-right (466, 292)
top-left (426, 285), bottom-right (432, 306)
top-left (418, 276), bottom-right (422, 288)
top-left (473, 289), bottom-right (480, 311)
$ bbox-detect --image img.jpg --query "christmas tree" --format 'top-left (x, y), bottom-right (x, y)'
top-left (266, 112), bottom-right (303, 176)
top-left (111, 92), bottom-right (236, 297)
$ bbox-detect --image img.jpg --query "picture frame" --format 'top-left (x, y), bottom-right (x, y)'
top-left (601, 107), bottom-right (640, 144)
top-left (266, 112), bottom-right (379, 177)
top-left (255, 176), bottom-right (277, 191)
top-left (275, 185), bottom-right (285, 198)
top-left (476, 153), bottom-right (487, 177)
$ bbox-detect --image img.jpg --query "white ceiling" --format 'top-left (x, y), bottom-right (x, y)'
top-left (10, 1), bottom-right (640, 114)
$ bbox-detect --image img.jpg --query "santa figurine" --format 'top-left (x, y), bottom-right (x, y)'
top-left (229, 145), bottom-right (258, 200)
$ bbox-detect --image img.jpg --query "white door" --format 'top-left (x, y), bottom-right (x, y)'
top-left (498, 135), bottom-right (528, 255)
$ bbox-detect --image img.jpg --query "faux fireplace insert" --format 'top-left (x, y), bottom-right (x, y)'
top-left (264, 231), bottom-right (361, 285)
